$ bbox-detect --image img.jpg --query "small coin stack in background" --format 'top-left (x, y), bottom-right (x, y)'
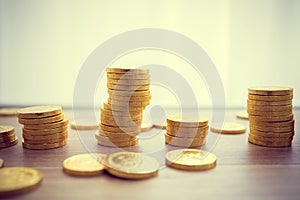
top-left (17, 106), bottom-right (69, 150)
top-left (96, 68), bottom-right (151, 147)
top-left (0, 125), bottom-right (18, 149)
top-left (247, 86), bottom-right (294, 147)
top-left (165, 114), bottom-right (209, 147)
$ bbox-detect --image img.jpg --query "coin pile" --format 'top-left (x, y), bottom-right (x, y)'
top-left (247, 86), bottom-right (294, 147)
top-left (165, 114), bottom-right (209, 147)
top-left (96, 68), bottom-right (151, 147)
top-left (17, 106), bottom-right (68, 150)
top-left (0, 125), bottom-right (18, 149)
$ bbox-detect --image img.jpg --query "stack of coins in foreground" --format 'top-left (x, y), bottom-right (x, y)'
top-left (96, 68), bottom-right (151, 147)
top-left (0, 125), bottom-right (18, 149)
top-left (165, 114), bottom-right (209, 147)
top-left (17, 106), bottom-right (68, 150)
top-left (247, 86), bottom-right (294, 147)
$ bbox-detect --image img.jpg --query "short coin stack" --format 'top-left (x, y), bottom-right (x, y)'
top-left (247, 86), bottom-right (294, 147)
top-left (165, 114), bottom-right (209, 147)
top-left (17, 106), bottom-right (69, 150)
top-left (0, 125), bottom-right (18, 149)
top-left (96, 68), bottom-right (151, 147)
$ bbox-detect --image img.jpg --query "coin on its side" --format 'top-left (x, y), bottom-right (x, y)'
top-left (103, 152), bottom-right (159, 179)
top-left (165, 149), bottom-right (217, 170)
top-left (0, 167), bottom-right (43, 196)
top-left (62, 154), bottom-right (105, 176)
top-left (210, 122), bottom-right (246, 134)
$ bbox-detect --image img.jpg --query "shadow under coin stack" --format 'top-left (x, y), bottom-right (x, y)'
top-left (165, 114), bottom-right (209, 147)
top-left (247, 86), bottom-right (294, 147)
top-left (17, 106), bottom-right (69, 150)
top-left (96, 68), bottom-right (151, 147)
top-left (0, 125), bottom-right (18, 149)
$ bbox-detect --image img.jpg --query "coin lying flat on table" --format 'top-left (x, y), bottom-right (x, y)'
top-left (141, 119), bottom-right (153, 132)
top-left (0, 167), bottom-right (43, 196)
top-left (210, 122), bottom-right (246, 134)
top-left (103, 152), bottom-right (159, 179)
top-left (236, 110), bottom-right (249, 120)
top-left (70, 119), bottom-right (99, 130)
top-left (62, 154), bottom-right (105, 176)
top-left (165, 149), bottom-right (217, 170)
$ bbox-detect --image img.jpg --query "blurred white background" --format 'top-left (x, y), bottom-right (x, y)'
top-left (0, 0), bottom-right (299, 108)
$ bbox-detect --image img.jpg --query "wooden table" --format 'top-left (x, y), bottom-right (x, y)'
top-left (0, 108), bottom-right (299, 200)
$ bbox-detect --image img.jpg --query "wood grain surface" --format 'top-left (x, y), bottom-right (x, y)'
top-left (0, 108), bottom-right (299, 200)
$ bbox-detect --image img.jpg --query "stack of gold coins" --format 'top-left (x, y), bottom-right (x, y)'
top-left (96, 68), bottom-right (151, 147)
top-left (0, 125), bottom-right (18, 149)
top-left (17, 106), bottom-right (69, 150)
top-left (165, 114), bottom-right (209, 147)
top-left (247, 86), bottom-right (294, 147)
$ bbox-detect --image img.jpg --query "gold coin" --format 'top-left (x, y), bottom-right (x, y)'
top-left (108, 90), bottom-right (151, 97)
top-left (247, 108), bottom-right (292, 116)
top-left (0, 137), bottom-right (18, 149)
top-left (248, 94), bottom-right (293, 101)
top-left (109, 94), bottom-right (151, 102)
top-left (236, 110), bottom-right (249, 120)
top-left (98, 130), bottom-right (139, 138)
top-left (249, 119), bottom-right (294, 127)
top-left (249, 129), bottom-right (294, 138)
top-left (248, 114), bottom-right (293, 122)
top-left (18, 113), bottom-right (64, 125)
top-left (23, 134), bottom-right (67, 145)
top-left (0, 159), bottom-right (3, 168)
top-left (97, 138), bottom-right (138, 147)
top-left (23, 125), bottom-right (68, 135)
top-left (247, 99), bottom-right (292, 106)
top-left (250, 124), bottom-right (294, 133)
top-left (248, 133), bottom-right (293, 142)
top-left (101, 116), bottom-right (142, 127)
top-left (248, 136), bottom-right (292, 147)
top-left (107, 73), bottom-right (150, 80)
top-left (17, 105), bottom-right (62, 119)
top-left (166, 126), bottom-right (208, 138)
top-left (0, 125), bottom-right (14, 136)
top-left (22, 140), bottom-right (66, 150)
top-left (108, 98), bottom-right (150, 107)
top-left (0, 167), bottom-right (42, 196)
top-left (0, 134), bottom-right (16, 143)
top-left (95, 133), bottom-right (137, 142)
top-left (107, 83), bottom-right (150, 91)
top-left (106, 68), bottom-right (149, 74)
top-left (247, 104), bottom-right (292, 112)
top-left (103, 103), bottom-right (145, 111)
top-left (210, 122), bottom-right (246, 134)
top-left (107, 78), bottom-right (150, 85)
top-left (167, 114), bottom-right (209, 127)
top-left (101, 111), bottom-right (142, 121)
top-left (23, 131), bottom-right (68, 140)
top-left (101, 108), bottom-right (142, 117)
top-left (62, 154), bottom-right (105, 176)
top-left (0, 108), bottom-right (19, 116)
top-left (248, 86), bottom-right (293, 96)
top-left (23, 118), bottom-right (69, 130)
top-left (70, 119), bottom-right (99, 130)
top-left (165, 133), bottom-right (206, 147)
top-left (165, 149), bottom-right (217, 170)
top-left (100, 123), bottom-right (140, 133)
top-left (103, 152), bottom-right (159, 179)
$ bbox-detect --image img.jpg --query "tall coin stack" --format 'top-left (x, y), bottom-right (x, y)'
top-left (165, 114), bottom-right (209, 147)
top-left (247, 86), bottom-right (294, 147)
top-left (96, 68), bottom-right (151, 147)
top-left (17, 106), bottom-right (69, 150)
